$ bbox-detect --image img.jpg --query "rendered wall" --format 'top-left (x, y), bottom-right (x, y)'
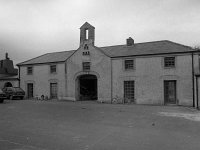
top-left (66, 45), bottom-right (111, 103)
top-left (0, 80), bottom-right (19, 89)
top-left (19, 63), bottom-right (66, 99)
top-left (112, 54), bottom-right (196, 106)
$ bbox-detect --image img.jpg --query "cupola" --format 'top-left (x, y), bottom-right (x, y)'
top-left (80, 22), bottom-right (95, 46)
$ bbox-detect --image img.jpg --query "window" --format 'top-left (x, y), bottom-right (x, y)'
top-left (164, 57), bottom-right (175, 68)
top-left (82, 62), bottom-right (90, 71)
top-left (124, 81), bottom-right (135, 103)
top-left (27, 66), bottom-right (33, 75)
top-left (125, 59), bottom-right (134, 70)
top-left (50, 65), bottom-right (56, 74)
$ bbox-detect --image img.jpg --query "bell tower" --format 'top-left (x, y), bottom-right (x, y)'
top-left (80, 22), bottom-right (95, 46)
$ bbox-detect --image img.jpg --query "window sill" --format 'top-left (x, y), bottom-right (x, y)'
top-left (50, 72), bottom-right (57, 75)
top-left (124, 69), bottom-right (135, 72)
top-left (164, 66), bottom-right (176, 69)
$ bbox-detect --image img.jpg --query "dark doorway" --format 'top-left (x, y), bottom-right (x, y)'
top-left (50, 83), bottom-right (58, 99)
top-left (4, 82), bottom-right (12, 87)
top-left (27, 83), bottom-right (33, 99)
top-left (164, 80), bottom-right (177, 104)
top-left (79, 75), bottom-right (97, 100)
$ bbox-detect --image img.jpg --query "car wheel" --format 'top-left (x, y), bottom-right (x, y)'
top-left (20, 96), bottom-right (24, 100)
top-left (0, 99), bottom-right (4, 103)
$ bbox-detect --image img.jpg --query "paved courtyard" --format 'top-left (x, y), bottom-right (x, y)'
top-left (0, 100), bottom-right (200, 150)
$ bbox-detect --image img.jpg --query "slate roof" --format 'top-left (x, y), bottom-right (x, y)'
top-left (80, 22), bottom-right (95, 29)
top-left (17, 40), bottom-right (194, 66)
top-left (101, 40), bottom-right (193, 57)
top-left (17, 50), bottom-right (75, 66)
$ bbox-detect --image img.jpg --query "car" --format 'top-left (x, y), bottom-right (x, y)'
top-left (0, 89), bottom-right (7, 103)
top-left (2, 87), bottom-right (25, 100)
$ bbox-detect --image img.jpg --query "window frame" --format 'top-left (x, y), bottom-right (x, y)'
top-left (27, 66), bottom-right (33, 75)
top-left (82, 62), bottom-right (91, 71)
top-left (50, 64), bottom-right (57, 74)
top-left (124, 80), bottom-right (135, 103)
top-left (164, 56), bottom-right (176, 68)
top-left (124, 59), bottom-right (135, 71)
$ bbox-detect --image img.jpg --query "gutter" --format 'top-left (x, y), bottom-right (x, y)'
top-left (111, 50), bottom-right (199, 59)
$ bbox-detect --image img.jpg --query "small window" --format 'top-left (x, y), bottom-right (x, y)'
top-left (50, 65), bottom-right (57, 74)
top-left (82, 62), bottom-right (90, 71)
top-left (164, 57), bottom-right (175, 68)
top-left (27, 66), bottom-right (33, 75)
top-left (82, 51), bottom-right (90, 55)
top-left (125, 60), bottom-right (134, 70)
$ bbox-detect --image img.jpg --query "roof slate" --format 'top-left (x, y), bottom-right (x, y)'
top-left (17, 50), bottom-right (75, 66)
top-left (17, 40), bottom-right (193, 66)
top-left (101, 40), bottom-right (193, 57)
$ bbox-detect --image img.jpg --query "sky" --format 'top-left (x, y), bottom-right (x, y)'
top-left (0, 0), bottom-right (200, 65)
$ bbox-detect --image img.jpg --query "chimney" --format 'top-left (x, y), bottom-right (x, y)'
top-left (126, 37), bottom-right (134, 46)
top-left (5, 52), bottom-right (9, 60)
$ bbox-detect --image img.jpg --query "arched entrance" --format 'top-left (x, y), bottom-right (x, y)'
top-left (77, 74), bottom-right (98, 101)
top-left (4, 82), bottom-right (12, 88)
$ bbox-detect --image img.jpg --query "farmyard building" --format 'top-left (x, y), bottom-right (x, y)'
top-left (17, 22), bottom-right (200, 106)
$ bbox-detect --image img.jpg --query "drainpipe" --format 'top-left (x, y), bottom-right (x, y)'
top-left (192, 52), bottom-right (195, 107)
top-left (111, 59), bottom-right (113, 104)
top-left (18, 66), bottom-right (20, 87)
top-left (196, 76), bottom-right (199, 109)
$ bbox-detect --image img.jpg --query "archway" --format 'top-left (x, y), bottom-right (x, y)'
top-left (77, 74), bottom-right (97, 101)
top-left (4, 82), bottom-right (12, 88)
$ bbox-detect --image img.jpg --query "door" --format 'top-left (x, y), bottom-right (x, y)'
top-left (27, 83), bottom-right (33, 99)
top-left (164, 80), bottom-right (176, 104)
top-left (50, 83), bottom-right (58, 99)
top-left (124, 81), bottom-right (135, 103)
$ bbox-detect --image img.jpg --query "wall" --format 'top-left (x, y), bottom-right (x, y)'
top-left (112, 54), bottom-right (196, 106)
top-left (19, 63), bottom-right (65, 99)
top-left (66, 45), bottom-right (111, 103)
top-left (0, 80), bottom-right (19, 89)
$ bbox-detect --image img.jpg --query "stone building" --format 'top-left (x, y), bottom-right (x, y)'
top-left (0, 53), bottom-right (19, 89)
top-left (17, 22), bottom-right (200, 106)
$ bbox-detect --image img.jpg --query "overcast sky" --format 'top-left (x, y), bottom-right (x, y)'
top-left (0, 0), bottom-right (200, 65)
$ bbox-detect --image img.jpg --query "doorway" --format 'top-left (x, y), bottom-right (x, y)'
top-left (78, 74), bottom-right (97, 100)
top-left (27, 83), bottom-right (33, 99)
top-left (50, 83), bottom-right (58, 99)
top-left (164, 80), bottom-right (177, 104)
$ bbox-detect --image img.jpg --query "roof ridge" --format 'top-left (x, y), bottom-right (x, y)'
top-left (100, 40), bottom-right (169, 49)
top-left (45, 50), bottom-right (75, 54)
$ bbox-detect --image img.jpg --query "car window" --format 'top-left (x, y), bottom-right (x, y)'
top-left (7, 88), bottom-right (13, 92)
